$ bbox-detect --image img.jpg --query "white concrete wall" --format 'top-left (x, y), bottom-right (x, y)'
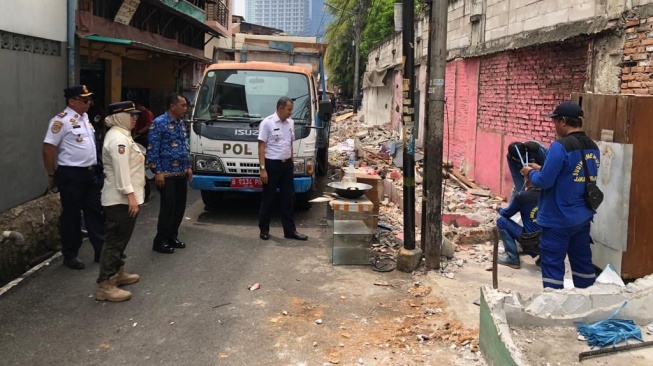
top-left (0, 0), bottom-right (67, 41)
top-left (447, 0), bottom-right (471, 51)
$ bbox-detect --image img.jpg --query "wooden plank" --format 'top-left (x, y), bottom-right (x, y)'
top-left (449, 169), bottom-right (482, 190)
top-left (446, 170), bottom-right (470, 191)
top-left (621, 95), bottom-right (653, 279)
top-left (614, 95), bottom-right (630, 143)
top-left (469, 189), bottom-right (491, 197)
top-left (334, 112), bottom-right (354, 122)
top-left (581, 94), bottom-right (615, 141)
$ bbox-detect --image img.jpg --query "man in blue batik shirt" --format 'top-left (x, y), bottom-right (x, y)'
top-left (521, 101), bottom-right (599, 290)
top-left (147, 94), bottom-right (192, 254)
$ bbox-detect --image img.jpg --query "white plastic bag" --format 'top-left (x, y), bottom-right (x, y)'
top-left (595, 264), bottom-right (625, 287)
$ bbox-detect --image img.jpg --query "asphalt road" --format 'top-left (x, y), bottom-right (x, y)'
top-left (0, 178), bottom-right (424, 366)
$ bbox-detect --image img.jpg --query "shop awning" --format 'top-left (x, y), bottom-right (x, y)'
top-left (77, 11), bottom-right (211, 63)
top-left (83, 34), bottom-right (210, 63)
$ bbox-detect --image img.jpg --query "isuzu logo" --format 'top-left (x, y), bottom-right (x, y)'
top-left (235, 129), bottom-right (258, 136)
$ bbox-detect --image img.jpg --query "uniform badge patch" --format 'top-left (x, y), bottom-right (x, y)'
top-left (57, 111), bottom-right (67, 118)
top-left (51, 121), bottom-right (63, 133)
top-left (118, 144), bottom-right (126, 154)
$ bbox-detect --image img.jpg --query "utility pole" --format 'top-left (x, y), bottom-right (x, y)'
top-left (423, 0), bottom-right (448, 269)
top-left (396, 0), bottom-right (422, 272)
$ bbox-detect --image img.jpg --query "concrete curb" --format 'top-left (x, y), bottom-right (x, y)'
top-left (479, 277), bottom-right (653, 365)
top-left (0, 252), bottom-right (61, 297)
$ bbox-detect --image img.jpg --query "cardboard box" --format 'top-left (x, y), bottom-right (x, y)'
top-left (339, 168), bottom-right (383, 228)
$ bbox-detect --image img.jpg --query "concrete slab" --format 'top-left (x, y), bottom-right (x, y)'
top-left (480, 275), bottom-right (653, 365)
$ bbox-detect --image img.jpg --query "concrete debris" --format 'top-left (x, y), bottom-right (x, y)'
top-left (329, 114), bottom-right (503, 278)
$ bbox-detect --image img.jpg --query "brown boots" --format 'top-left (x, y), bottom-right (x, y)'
top-left (113, 266), bottom-right (140, 286)
top-left (95, 267), bottom-right (140, 302)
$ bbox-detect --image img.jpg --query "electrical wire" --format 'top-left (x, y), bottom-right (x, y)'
top-left (314, 3), bottom-right (328, 39)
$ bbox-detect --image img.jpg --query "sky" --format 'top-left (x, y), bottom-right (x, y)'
top-left (233, 0), bottom-right (245, 17)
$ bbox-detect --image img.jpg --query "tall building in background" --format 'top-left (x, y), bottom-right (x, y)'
top-left (244, 0), bottom-right (331, 39)
top-left (245, 0), bottom-right (308, 36)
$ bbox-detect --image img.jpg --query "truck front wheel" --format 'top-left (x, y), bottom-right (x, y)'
top-left (295, 192), bottom-right (312, 211)
top-left (316, 147), bottom-right (328, 176)
top-left (201, 190), bottom-right (224, 210)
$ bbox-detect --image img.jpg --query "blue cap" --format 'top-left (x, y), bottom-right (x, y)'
top-left (545, 101), bottom-right (583, 118)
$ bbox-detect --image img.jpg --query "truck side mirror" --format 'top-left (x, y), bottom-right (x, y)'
top-left (318, 100), bottom-right (333, 122)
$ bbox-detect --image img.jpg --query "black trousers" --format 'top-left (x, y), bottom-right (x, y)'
top-left (259, 159), bottom-right (296, 235)
top-left (98, 204), bottom-right (137, 283)
top-left (55, 166), bottom-right (104, 259)
top-left (155, 176), bottom-right (187, 244)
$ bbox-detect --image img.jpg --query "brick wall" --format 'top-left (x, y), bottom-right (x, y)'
top-left (622, 17), bottom-right (653, 94)
top-left (478, 38), bottom-right (590, 143)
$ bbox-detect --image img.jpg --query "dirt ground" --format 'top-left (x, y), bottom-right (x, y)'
top-left (263, 270), bottom-right (486, 366)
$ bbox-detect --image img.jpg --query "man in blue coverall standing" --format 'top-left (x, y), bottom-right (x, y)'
top-left (497, 185), bottom-right (541, 269)
top-left (521, 101), bottom-right (599, 289)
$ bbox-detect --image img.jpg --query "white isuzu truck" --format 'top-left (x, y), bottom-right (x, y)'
top-left (188, 36), bottom-right (332, 209)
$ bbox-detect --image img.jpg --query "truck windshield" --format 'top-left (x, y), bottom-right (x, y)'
top-left (193, 69), bottom-right (311, 124)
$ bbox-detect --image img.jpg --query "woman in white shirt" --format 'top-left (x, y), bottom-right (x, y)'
top-left (95, 101), bottom-right (145, 302)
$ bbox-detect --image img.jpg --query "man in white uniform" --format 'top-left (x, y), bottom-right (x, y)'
top-left (257, 97), bottom-right (307, 241)
top-left (43, 85), bottom-right (104, 270)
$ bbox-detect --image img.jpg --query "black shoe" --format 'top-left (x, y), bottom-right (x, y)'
top-left (260, 232), bottom-right (270, 240)
top-left (153, 241), bottom-right (175, 254)
top-left (170, 238), bottom-right (186, 249)
top-left (284, 231), bottom-right (308, 241)
top-left (63, 257), bottom-right (86, 270)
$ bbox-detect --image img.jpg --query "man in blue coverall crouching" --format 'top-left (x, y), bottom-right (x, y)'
top-left (497, 185), bottom-right (542, 269)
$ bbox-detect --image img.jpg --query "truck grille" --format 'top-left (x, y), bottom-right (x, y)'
top-left (226, 161), bottom-right (260, 175)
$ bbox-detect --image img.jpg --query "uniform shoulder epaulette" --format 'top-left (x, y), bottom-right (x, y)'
top-left (57, 111), bottom-right (68, 118)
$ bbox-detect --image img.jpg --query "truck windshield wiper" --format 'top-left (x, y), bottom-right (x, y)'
top-left (291, 93), bottom-right (309, 101)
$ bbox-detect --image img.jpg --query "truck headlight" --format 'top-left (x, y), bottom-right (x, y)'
top-left (194, 154), bottom-right (225, 172)
top-left (293, 158), bottom-right (306, 174)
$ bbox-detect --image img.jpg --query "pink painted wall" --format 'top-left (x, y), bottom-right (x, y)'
top-left (474, 130), bottom-right (503, 194)
top-left (444, 58), bottom-right (480, 178)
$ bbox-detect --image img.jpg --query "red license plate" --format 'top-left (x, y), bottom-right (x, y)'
top-left (230, 177), bottom-right (262, 189)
